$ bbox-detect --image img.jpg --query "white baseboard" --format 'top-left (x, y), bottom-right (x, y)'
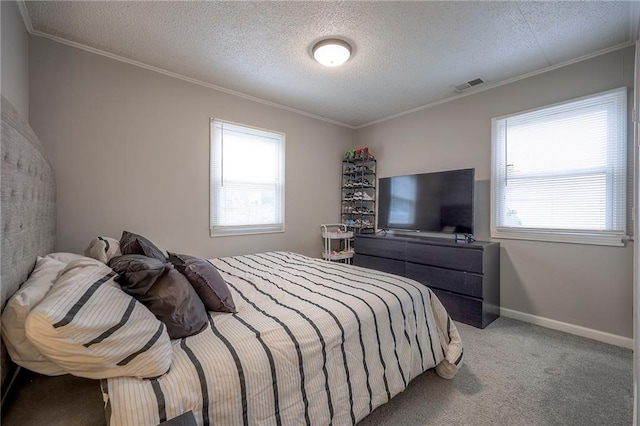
top-left (500, 307), bottom-right (633, 349)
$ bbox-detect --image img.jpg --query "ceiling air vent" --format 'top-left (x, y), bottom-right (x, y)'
top-left (454, 78), bottom-right (484, 93)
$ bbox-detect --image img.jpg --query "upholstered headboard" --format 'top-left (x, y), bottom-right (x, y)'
top-left (0, 95), bottom-right (56, 386)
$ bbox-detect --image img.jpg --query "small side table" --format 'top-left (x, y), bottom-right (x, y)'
top-left (321, 224), bottom-right (354, 264)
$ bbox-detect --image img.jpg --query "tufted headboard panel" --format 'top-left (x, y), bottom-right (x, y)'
top-left (0, 95), bottom-right (56, 385)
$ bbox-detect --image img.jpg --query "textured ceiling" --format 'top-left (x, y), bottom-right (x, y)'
top-left (25, 1), bottom-right (636, 128)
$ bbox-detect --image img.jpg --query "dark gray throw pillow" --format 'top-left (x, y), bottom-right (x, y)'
top-left (109, 254), bottom-right (165, 294)
top-left (109, 254), bottom-right (208, 339)
top-left (119, 231), bottom-right (167, 262)
top-left (168, 252), bottom-right (236, 313)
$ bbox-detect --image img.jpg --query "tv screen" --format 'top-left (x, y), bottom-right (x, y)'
top-left (378, 168), bottom-right (474, 235)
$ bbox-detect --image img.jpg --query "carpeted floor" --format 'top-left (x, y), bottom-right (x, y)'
top-left (1, 317), bottom-right (633, 425)
top-left (359, 317), bottom-right (633, 426)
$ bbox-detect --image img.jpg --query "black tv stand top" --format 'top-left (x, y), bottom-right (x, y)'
top-left (360, 233), bottom-right (492, 250)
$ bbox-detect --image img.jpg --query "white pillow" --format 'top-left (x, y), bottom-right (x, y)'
top-left (26, 258), bottom-right (173, 379)
top-left (43, 252), bottom-right (88, 264)
top-left (84, 236), bottom-right (121, 264)
top-left (1, 256), bottom-right (67, 375)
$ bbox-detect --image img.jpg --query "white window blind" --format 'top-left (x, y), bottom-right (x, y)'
top-left (210, 119), bottom-right (285, 236)
top-left (491, 87), bottom-right (627, 246)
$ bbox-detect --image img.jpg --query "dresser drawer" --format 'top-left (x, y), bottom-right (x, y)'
top-left (406, 242), bottom-right (483, 273)
top-left (355, 238), bottom-right (405, 260)
top-left (430, 289), bottom-right (485, 328)
top-left (354, 254), bottom-right (405, 276)
top-left (406, 262), bottom-right (483, 298)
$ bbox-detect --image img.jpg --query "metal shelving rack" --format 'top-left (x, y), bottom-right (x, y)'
top-left (341, 158), bottom-right (376, 234)
top-left (321, 224), bottom-right (354, 263)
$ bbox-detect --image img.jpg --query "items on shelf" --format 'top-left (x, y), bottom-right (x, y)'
top-left (344, 146), bottom-right (375, 162)
top-left (342, 206), bottom-right (374, 214)
top-left (343, 219), bottom-right (373, 228)
top-left (342, 178), bottom-right (373, 188)
top-left (343, 164), bottom-right (375, 175)
top-left (341, 151), bottom-right (376, 234)
top-left (343, 191), bottom-right (374, 201)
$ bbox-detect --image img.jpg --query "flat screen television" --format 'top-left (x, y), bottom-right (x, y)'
top-left (378, 168), bottom-right (475, 235)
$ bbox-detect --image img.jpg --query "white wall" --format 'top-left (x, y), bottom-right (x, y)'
top-left (355, 46), bottom-right (635, 339)
top-left (1, 0), bottom-right (29, 118)
top-left (29, 36), bottom-right (353, 259)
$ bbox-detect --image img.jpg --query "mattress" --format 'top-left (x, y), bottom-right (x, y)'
top-left (104, 252), bottom-right (463, 425)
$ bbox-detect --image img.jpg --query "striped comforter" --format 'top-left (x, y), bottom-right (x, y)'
top-left (104, 252), bottom-right (463, 425)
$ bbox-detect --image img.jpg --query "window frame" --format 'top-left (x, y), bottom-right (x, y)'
top-left (490, 87), bottom-right (628, 247)
top-left (210, 118), bottom-right (286, 237)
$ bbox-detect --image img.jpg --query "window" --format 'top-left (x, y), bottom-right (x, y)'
top-left (491, 87), bottom-right (627, 246)
top-left (210, 119), bottom-right (285, 236)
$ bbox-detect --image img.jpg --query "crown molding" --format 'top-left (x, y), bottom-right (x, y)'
top-left (16, 0), bottom-right (33, 33)
top-left (31, 29), bottom-right (356, 129)
top-left (17, 1), bottom-right (355, 129)
top-left (16, 0), bottom-right (635, 131)
top-left (354, 41), bottom-right (635, 129)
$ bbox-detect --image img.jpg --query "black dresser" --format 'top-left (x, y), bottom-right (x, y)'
top-left (353, 234), bottom-right (500, 328)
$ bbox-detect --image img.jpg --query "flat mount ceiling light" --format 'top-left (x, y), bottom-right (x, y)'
top-left (313, 39), bottom-right (352, 67)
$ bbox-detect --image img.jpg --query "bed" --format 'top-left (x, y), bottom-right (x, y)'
top-left (1, 95), bottom-right (462, 425)
top-left (104, 252), bottom-right (462, 425)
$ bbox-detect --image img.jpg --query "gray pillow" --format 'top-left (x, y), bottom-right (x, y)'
top-left (168, 253), bottom-right (236, 313)
top-left (119, 231), bottom-right (166, 262)
top-left (109, 254), bottom-right (208, 339)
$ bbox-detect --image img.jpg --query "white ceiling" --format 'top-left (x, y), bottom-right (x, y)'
top-left (24, 1), bottom-right (637, 128)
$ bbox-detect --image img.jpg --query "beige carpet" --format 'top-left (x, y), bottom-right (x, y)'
top-left (2, 317), bottom-right (633, 425)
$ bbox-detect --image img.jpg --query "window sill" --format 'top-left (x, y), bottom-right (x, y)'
top-left (491, 228), bottom-right (629, 247)
top-left (210, 225), bottom-right (285, 238)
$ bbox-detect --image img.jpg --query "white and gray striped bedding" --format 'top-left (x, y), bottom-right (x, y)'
top-left (104, 252), bottom-right (463, 425)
